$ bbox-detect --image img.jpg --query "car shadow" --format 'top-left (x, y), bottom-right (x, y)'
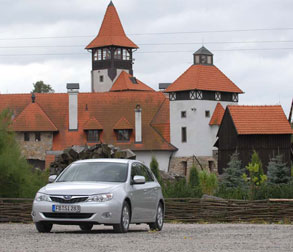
top-left (52, 227), bottom-right (148, 234)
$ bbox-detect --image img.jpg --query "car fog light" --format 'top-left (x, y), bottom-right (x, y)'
top-left (102, 212), bottom-right (112, 218)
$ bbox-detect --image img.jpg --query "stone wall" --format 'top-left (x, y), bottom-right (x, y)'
top-left (15, 132), bottom-right (53, 161)
top-left (169, 155), bottom-right (218, 180)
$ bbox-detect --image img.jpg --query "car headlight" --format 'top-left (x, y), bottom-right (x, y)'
top-left (87, 193), bottom-right (113, 202)
top-left (35, 192), bottom-right (51, 202)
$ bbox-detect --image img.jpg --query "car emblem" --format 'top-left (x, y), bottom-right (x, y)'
top-left (64, 195), bottom-right (72, 200)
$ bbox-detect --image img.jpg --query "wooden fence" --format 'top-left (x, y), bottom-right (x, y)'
top-left (1, 198), bottom-right (293, 223)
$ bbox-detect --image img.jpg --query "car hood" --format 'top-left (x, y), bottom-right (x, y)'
top-left (39, 182), bottom-right (123, 196)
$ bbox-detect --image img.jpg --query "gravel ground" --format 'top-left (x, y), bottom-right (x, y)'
top-left (0, 223), bottom-right (292, 252)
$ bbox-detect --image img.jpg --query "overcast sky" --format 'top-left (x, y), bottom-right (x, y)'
top-left (0, 0), bottom-right (292, 116)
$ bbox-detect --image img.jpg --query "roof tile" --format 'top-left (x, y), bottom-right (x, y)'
top-left (209, 103), bottom-right (225, 126)
top-left (228, 105), bottom-right (292, 135)
top-left (85, 3), bottom-right (138, 49)
top-left (110, 71), bottom-right (154, 92)
top-left (165, 65), bottom-right (243, 93)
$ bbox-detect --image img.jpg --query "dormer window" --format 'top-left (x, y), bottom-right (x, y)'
top-left (117, 129), bottom-right (131, 141)
top-left (87, 130), bottom-right (100, 142)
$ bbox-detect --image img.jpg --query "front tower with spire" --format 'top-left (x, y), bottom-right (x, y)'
top-left (86, 1), bottom-right (138, 92)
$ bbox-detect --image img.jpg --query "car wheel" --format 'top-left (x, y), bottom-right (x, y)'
top-left (149, 202), bottom-right (164, 231)
top-left (113, 201), bottom-right (130, 233)
top-left (35, 222), bottom-right (53, 233)
top-left (79, 224), bottom-right (93, 231)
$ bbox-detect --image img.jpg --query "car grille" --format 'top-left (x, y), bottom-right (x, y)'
top-left (50, 196), bottom-right (88, 204)
top-left (43, 213), bottom-right (94, 219)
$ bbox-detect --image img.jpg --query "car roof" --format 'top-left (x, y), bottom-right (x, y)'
top-left (73, 159), bottom-right (133, 164)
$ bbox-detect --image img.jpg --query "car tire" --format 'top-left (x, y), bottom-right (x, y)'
top-left (79, 224), bottom-right (93, 231)
top-left (113, 201), bottom-right (130, 233)
top-left (149, 202), bottom-right (164, 231)
top-left (35, 222), bottom-right (53, 233)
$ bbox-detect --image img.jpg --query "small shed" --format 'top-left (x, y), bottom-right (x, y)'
top-left (216, 105), bottom-right (292, 174)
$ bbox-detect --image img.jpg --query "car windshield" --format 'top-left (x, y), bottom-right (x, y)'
top-left (56, 162), bottom-right (128, 182)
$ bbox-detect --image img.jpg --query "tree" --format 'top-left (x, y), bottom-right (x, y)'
top-left (0, 109), bottom-right (47, 197)
top-left (32, 81), bottom-right (54, 93)
top-left (199, 170), bottom-right (218, 195)
top-left (267, 154), bottom-right (290, 184)
top-left (220, 151), bottom-right (245, 188)
top-left (243, 151), bottom-right (267, 187)
top-left (189, 165), bottom-right (200, 188)
top-left (150, 156), bottom-right (160, 179)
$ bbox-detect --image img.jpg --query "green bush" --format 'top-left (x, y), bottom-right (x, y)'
top-left (253, 181), bottom-right (293, 200)
top-left (189, 165), bottom-right (200, 188)
top-left (0, 109), bottom-right (48, 198)
top-left (163, 178), bottom-right (202, 198)
top-left (216, 184), bottom-right (249, 200)
top-left (199, 170), bottom-right (218, 195)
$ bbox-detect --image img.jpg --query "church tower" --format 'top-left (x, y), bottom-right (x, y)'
top-left (85, 1), bottom-right (138, 92)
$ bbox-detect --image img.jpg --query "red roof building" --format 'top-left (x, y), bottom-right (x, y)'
top-left (217, 105), bottom-right (292, 174)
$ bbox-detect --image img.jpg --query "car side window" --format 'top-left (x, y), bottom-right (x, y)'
top-left (131, 163), bottom-right (143, 179)
top-left (142, 165), bottom-right (154, 182)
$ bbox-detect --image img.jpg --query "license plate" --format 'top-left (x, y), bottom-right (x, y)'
top-left (52, 205), bottom-right (81, 213)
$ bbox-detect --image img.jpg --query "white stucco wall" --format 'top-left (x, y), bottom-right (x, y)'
top-left (134, 151), bottom-right (172, 172)
top-left (170, 99), bottom-right (237, 157)
top-left (92, 69), bottom-right (129, 92)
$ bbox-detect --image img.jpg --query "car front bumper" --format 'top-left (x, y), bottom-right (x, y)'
top-left (32, 199), bottom-right (122, 225)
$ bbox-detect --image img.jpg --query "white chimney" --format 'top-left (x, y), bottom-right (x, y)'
top-left (67, 83), bottom-right (79, 130)
top-left (135, 104), bottom-right (142, 143)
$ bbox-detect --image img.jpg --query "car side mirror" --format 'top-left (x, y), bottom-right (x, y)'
top-left (133, 175), bottom-right (145, 184)
top-left (48, 175), bottom-right (57, 183)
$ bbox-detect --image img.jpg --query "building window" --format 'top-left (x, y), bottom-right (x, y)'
top-left (169, 92), bottom-right (176, 101)
top-left (205, 110), bottom-right (210, 118)
top-left (215, 92), bottom-right (221, 101)
top-left (117, 129), bottom-right (130, 142)
top-left (35, 132), bottom-right (41, 142)
top-left (189, 90), bottom-right (196, 100)
top-left (114, 48), bottom-right (122, 59)
top-left (97, 49), bottom-right (102, 60)
top-left (94, 50), bottom-right (98, 61)
top-left (87, 130), bottom-right (100, 142)
top-left (99, 75), bottom-right (104, 82)
top-left (103, 48), bottom-right (111, 60)
top-left (122, 49), bottom-right (130, 60)
top-left (196, 90), bottom-right (203, 99)
top-left (24, 132), bottom-right (30, 141)
top-left (181, 127), bottom-right (187, 143)
top-left (232, 93), bottom-right (238, 102)
top-left (181, 111), bottom-right (186, 118)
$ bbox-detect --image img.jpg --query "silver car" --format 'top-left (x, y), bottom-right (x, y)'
top-left (32, 159), bottom-right (164, 233)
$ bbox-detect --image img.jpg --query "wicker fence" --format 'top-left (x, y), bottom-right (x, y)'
top-left (1, 198), bottom-right (293, 223)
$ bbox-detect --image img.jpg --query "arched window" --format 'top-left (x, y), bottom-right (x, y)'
top-left (122, 49), bottom-right (130, 60)
top-left (114, 48), bottom-right (122, 59)
top-left (103, 48), bottom-right (111, 60)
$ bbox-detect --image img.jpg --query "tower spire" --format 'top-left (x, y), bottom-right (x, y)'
top-left (109, 0), bottom-right (114, 6)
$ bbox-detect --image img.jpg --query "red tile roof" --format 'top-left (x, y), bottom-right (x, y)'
top-left (83, 117), bottom-right (103, 130)
top-left (110, 71), bottom-right (154, 92)
top-left (113, 117), bottom-right (133, 129)
top-left (165, 65), bottom-right (243, 93)
top-left (209, 103), bottom-right (225, 126)
top-left (228, 105), bottom-right (292, 135)
top-left (85, 2), bottom-right (138, 49)
top-left (12, 102), bottom-right (58, 132)
top-left (0, 92), bottom-right (175, 152)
